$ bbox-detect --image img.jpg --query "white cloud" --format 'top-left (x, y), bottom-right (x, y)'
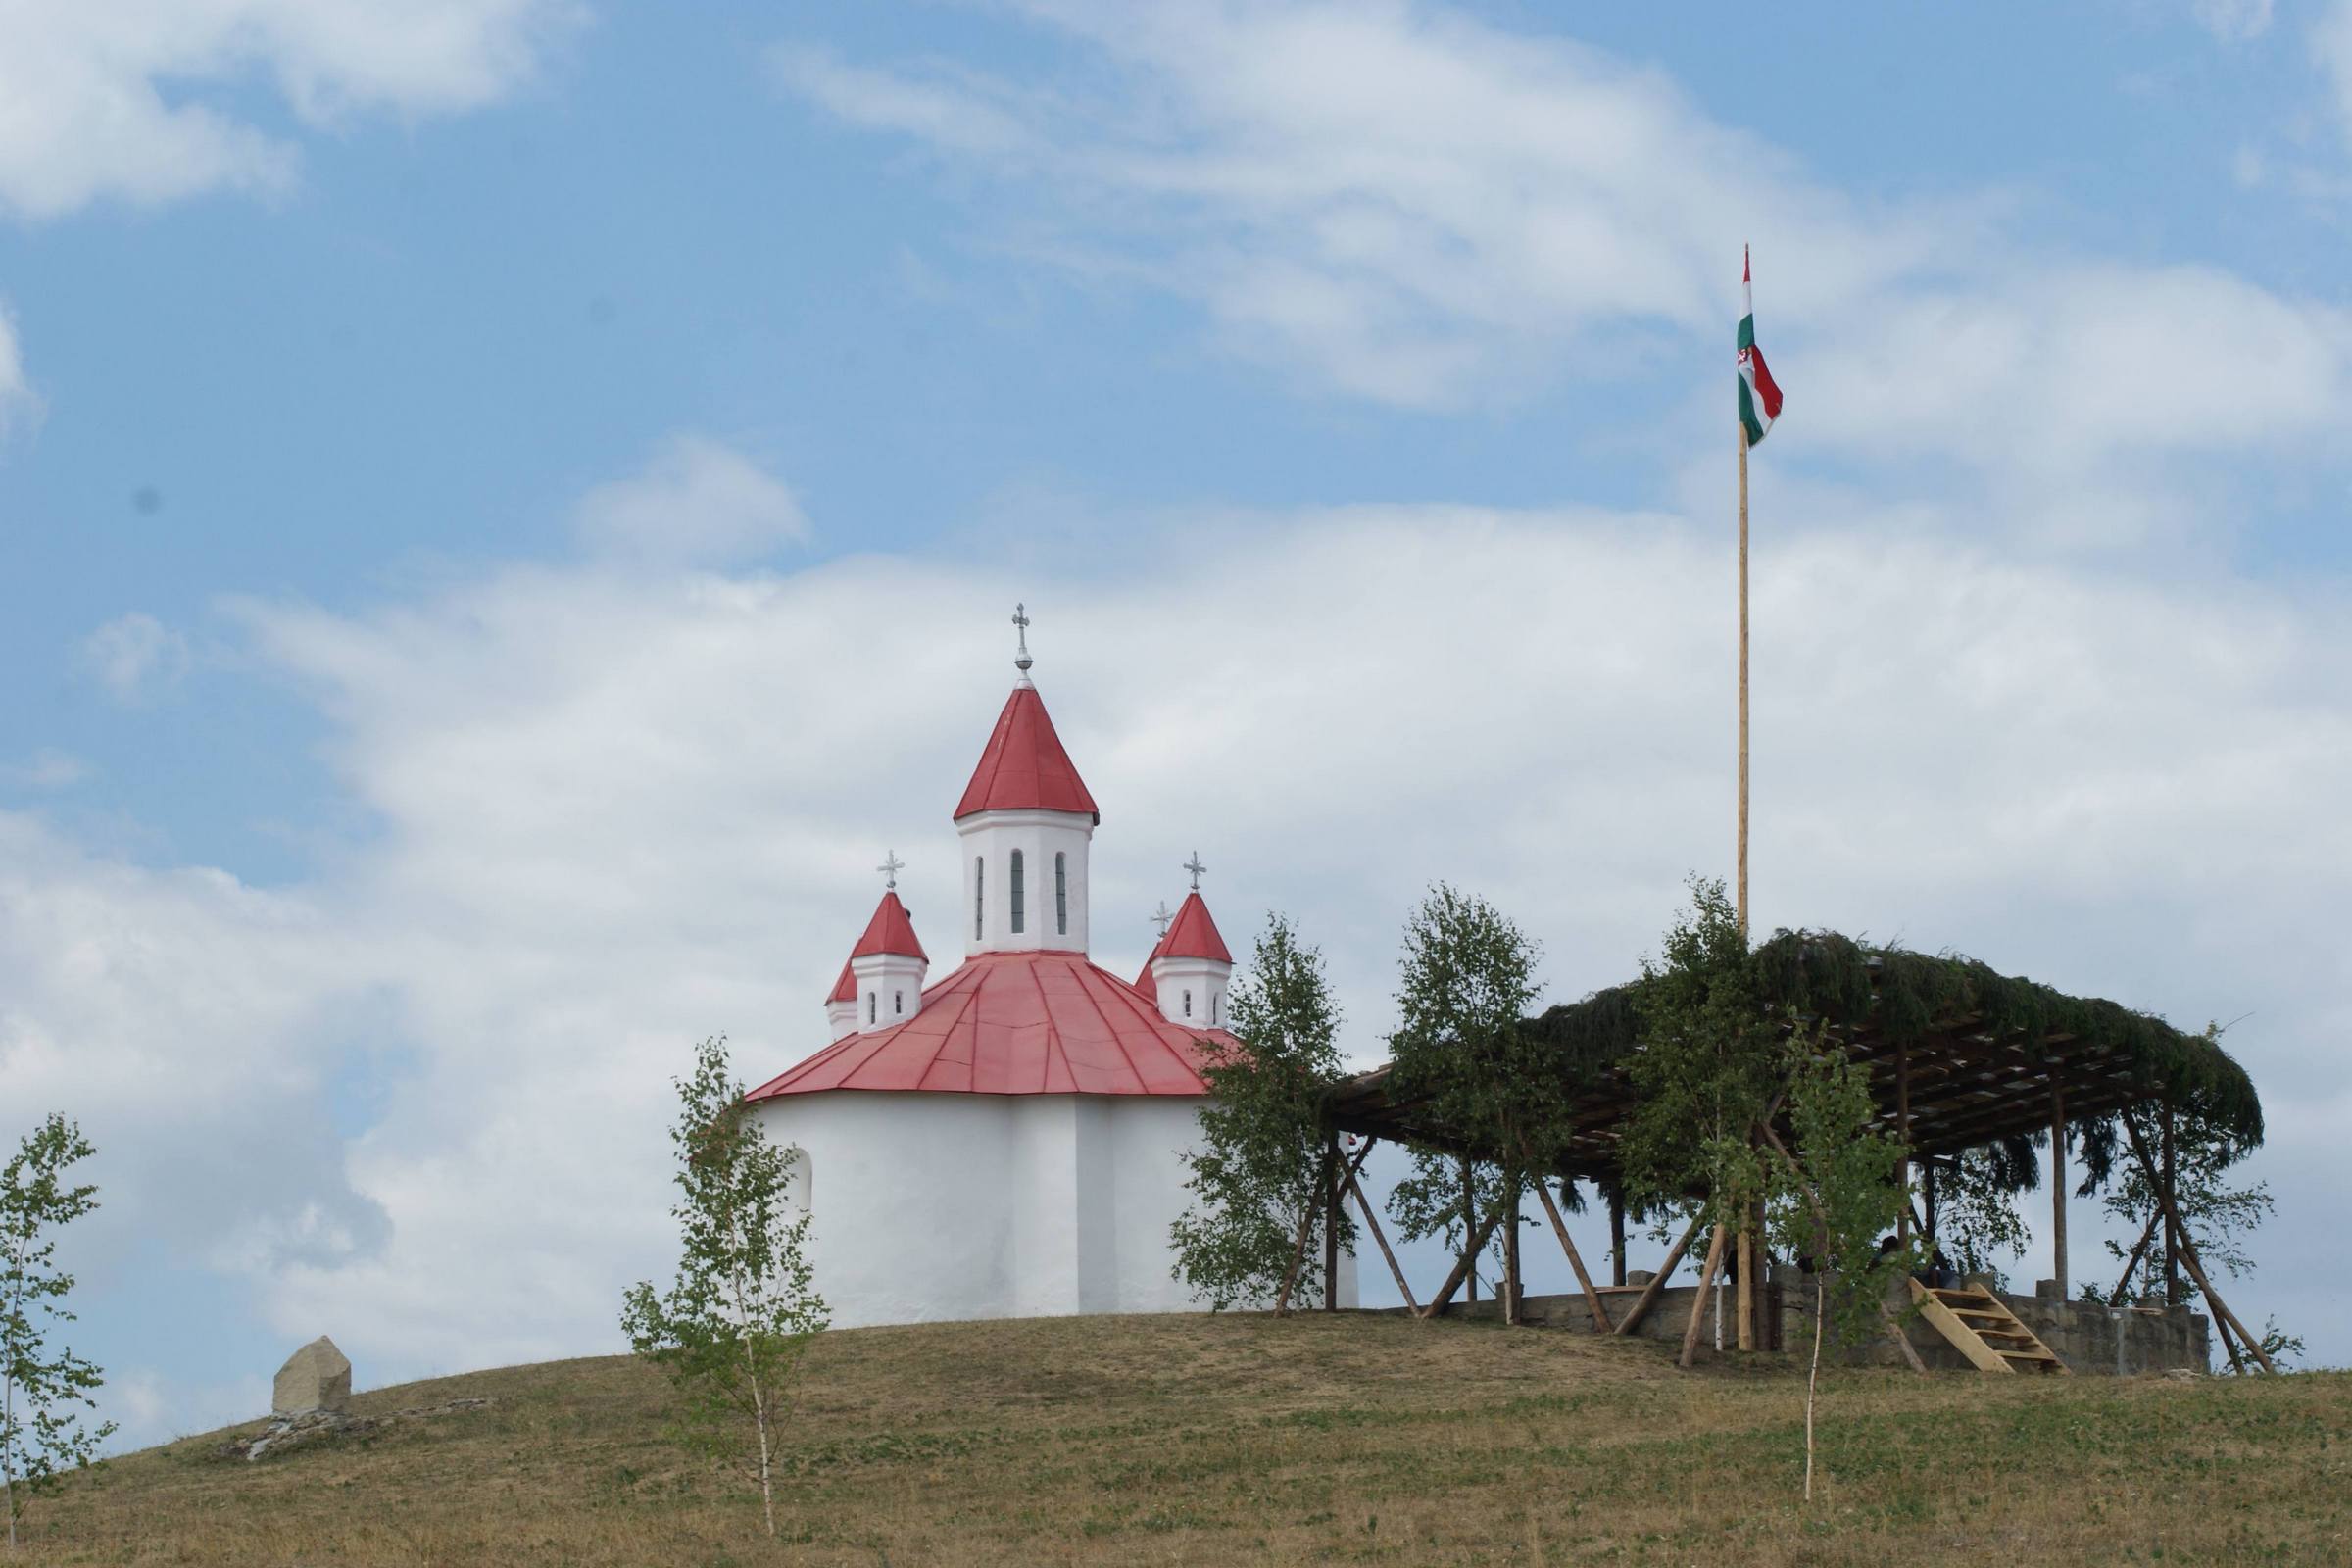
top-left (572, 434), bottom-right (811, 564)
top-left (80, 612), bottom-right (189, 702)
top-left (0, 0), bottom-right (579, 220)
top-left (0, 301), bottom-right (35, 438)
top-left (0, 749), bottom-right (91, 790)
top-left (769, 2), bottom-right (2352, 546)
top-left (8, 495), bottom-right (2352, 1431)
top-left (2194, 0), bottom-right (2274, 41)
top-left (2319, 0), bottom-right (2352, 149)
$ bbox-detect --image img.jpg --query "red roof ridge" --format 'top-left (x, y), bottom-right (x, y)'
top-left (953, 684), bottom-right (1100, 823)
top-left (1158, 891), bottom-right (1233, 964)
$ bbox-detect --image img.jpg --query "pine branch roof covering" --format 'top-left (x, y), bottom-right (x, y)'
top-left (1327, 930), bottom-right (2262, 1180)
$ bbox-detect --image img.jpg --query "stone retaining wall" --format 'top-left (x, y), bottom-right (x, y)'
top-left (1413, 1270), bottom-right (2209, 1375)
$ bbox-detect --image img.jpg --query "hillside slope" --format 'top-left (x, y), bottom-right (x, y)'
top-left (20, 1312), bottom-right (2351, 1566)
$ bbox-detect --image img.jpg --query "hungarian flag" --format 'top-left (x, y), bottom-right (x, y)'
top-left (1737, 246), bottom-right (1783, 447)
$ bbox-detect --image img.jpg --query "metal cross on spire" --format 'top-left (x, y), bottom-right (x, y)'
top-left (1183, 851), bottom-right (1206, 891)
top-left (1149, 900), bottom-right (1174, 939)
top-left (1011, 602), bottom-right (1033, 679)
top-left (877, 851), bottom-right (905, 890)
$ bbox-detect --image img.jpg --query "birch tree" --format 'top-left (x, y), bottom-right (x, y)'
top-left (1170, 913), bottom-right (1352, 1312)
top-left (2, 1114), bottom-right (115, 1553)
top-left (621, 1036), bottom-right (826, 1539)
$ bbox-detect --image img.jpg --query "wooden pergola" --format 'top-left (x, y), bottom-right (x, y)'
top-left (1311, 932), bottom-right (2274, 1371)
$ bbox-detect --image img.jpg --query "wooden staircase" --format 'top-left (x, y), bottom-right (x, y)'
top-left (1907, 1278), bottom-right (2071, 1375)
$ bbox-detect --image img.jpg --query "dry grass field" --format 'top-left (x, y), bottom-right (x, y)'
top-left (17, 1312), bottom-right (2350, 1566)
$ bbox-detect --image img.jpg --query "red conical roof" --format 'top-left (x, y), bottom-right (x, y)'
top-left (827, 960), bottom-right (857, 1004)
top-left (1158, 891), bottom-right (1232, 964)
top-left (751, 951), bottom-right (1226, 1100)
top-left (953, 684), bottom-right (1099, 823)
top-left (849, 890), bottom-right (926, 963)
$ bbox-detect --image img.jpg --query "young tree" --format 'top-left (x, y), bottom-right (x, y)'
top-left (1385, 885), bottom-right (1544, 1320)
top-left (1170, 913), bottom-right (1353, 1312)
top-left (1761, 1031), bottom-right (1913, 1502)
top-left (621, 1036), bottom-right (826, 1539)
top-left (2, 1114), bottom-right (116, 1552)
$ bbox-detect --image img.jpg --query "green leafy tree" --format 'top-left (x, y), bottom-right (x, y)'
top-left (1170, 914), bottom-right (1353, 1312)
top-left (2, 1114), bottom-right (116, 1552)
top-left (621, 1036), bottom-right (826, 1539)
top-left (2084, 1088), bottom-right (2293, 1369)
top-left (1761, 1031), bottom-right (1914, 1501)
top-left (1385, 885), bottom-right (1543, 1316)
top-left (1385, 1150), bottom-right (1515, 1300)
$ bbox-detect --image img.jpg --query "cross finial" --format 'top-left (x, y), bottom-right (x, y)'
top-left (878, 850), bottom-right (905, 890)
top-left (1183, 851), bottom-right (1206, 891)
top-left (1149, 900), bottom-right (1174, 938)
top-left (1012, 602), bottom-right (1033, 680)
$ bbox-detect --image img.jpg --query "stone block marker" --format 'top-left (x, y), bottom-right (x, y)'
top-left (272, 1336), bottom-right (352, 1416)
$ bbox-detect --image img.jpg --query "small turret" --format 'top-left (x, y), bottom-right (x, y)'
top-left (825, 853), bottom-right (929, 1038)
top-left (1149, 855), bottom-right (1233, 1029)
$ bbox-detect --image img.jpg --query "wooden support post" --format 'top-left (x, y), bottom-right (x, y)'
top-left (1502, 1179), bottom-right (1523, 1326)
top-left (1608, 1185), bottom-right (1627, 1287)
top-left (1613, 1216), bottom-right (1701, 1337)
top-left (1419, 1211), bottom-right (1501, 1320)
top-left (2122, 1115), bottom-right (2274, 1373)
top-left (1923, 1157), bottom-right (1938, 1247)
top-left (2162, 1107), bottom-right (2180, 1307)
top-left (1736, 1225), bottom-right (1755, 1351)
top-left (1461, 1156), bottom-right (1477, 1305)
top-left (1322, 1132), bottom-right (1340, 1313)
top-left (1531, 1174), bottom-right (1612, 1332)
top-left (2050, 1085), bottom-right (2069, 1299)
top-left (1680, 1224), bottom-right (1731, 1369)
top-left (1345, 1167), bottom-right (1417, 1315)
top-left (1890, 1044), bottom-right (1909, 1250)
top-left (2110, 1209), bottom-right (2162, 1303)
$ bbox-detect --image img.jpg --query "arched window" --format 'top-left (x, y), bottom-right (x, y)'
top-left (894, 990), bottom-right (904, 1015)
top-left (1009, 850), bottom-right (1025, 934)
top-left (974, 857), bottom-right (984, 941)
top-left (866, 992), bottom-right (876, 1025)
top-left (1183, 989), bottom-right (1193, 1018)
top-left (1054, 853), bottom-right (1067, 936)
top-left (1209, 992), bottom-right (1219, 1026)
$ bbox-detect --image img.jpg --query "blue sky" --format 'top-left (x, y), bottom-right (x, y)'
top-left (3, 0), bottom-right (2350, 1444)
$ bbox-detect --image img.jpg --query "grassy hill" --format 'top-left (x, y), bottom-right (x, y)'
top-left (19, 1312), bottom-right (2350, 1565)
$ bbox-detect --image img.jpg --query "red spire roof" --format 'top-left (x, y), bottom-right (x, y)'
top-left (849, 890), bottom-right (926, 963)
top-left (1157, 891), bottom-right (1232, 964)
top-left (953, 684), bottom-right (1100, 824)
top-left (827, 960), bottom-right (857, 1004)
top-left (751, 951), bottom-right (1227, 1099)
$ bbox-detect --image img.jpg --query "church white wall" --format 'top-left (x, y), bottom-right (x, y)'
top-left (956, 808), bottom-right (1093, 957)
top-left (849, 950), bottom-right (927, 1032)
top-left (1151, 954), bottom-right (1231, 1031)
top-left (750, 1089), bottom-right (1356, 1328)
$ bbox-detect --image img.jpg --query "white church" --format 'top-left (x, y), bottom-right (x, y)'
top-left (745, 612), bottom-right (1357, 1328)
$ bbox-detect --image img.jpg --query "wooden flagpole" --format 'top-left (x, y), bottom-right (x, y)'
top-left (1738, 421), bottom-right (1750, 938)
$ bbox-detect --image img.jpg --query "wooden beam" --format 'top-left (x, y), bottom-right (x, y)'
top-left (2162, 1107), bottom-right (2180, 1307)
top-left (1896, 1038), bottom-right (1912, 1246)
top-left (1417, 1210), bottom-right (1501, 1320)
top-left (1343, 1167), bottom-right (1416, 1315)
top-left (1531, 1172), bottom-right (1612, 1332)
top-left (2050, 1085), bottom-right (2069, 1299)
top-left (1613, 1215), bottom-right (1701, 1337)
top-left (1321, 1132), bottom-right (1340, 1312)
top-left (1502, 1180), bottom-right (1523, 1326)
top-left (1736, 1223), bottom-right (1755, 1351)
top-left (1461, 1156), bottom-right (1477, 1305)
top-left (2121, 1116), bottom-right (2274, 1373)
top-left (1679, 1224), bottom-right (1730, 1369)
top-left (1609, 1185), bottom-right (1627, 1287)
